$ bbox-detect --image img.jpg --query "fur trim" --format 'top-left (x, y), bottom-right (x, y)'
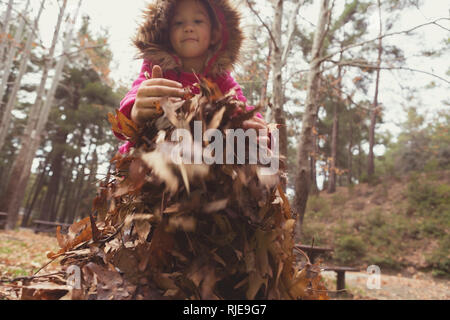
top-left (133, 0), bottom-right (243, 77)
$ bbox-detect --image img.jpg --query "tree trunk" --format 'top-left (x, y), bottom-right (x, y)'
top-left (293, 0), bottom-right (330, 237)
top-left (0, 0), bottom-right (14, 67)
top-left (58, 176), bottom-right (76, 224)
top-left (39, 131), bottom-right (67, 222)
top-left (347, 121), bottom-right (354, 185)
top-left (271, 0), bottom-right (288, 190)
top-left (260, 40), bottom-right (272, 114)
top-left (54, 178), bottom-right (67, 223)
top-left (328, 102), bottom-right (339, 193)
top-left (64, 125), bottom-right (88, 224)
top-left (310, 133), bottom-right (317, 192)
top-left (0, 0), bottom-right (45, 149)
top-left (58, 156), bottom-right (77, 223)
top-left (357, 142), bottom-right (362, 181)
top-left (21, 161), bottom-right (49, 227)
top-left (1, 0), bottom-right (80, 230)
top-left (368, 0), bottom-right (383, 179)
top-left (328, 63), bottom-right (343, 194)
top-left (309, 112), bottom-right (319, 194)
top-left (0, 0), bottom-right (30, 110)
top-left (70, 162), bottom-right (87, 223)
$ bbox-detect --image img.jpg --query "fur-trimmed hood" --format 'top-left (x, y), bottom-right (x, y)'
top-left (133, 0), bottom-right (243, 77)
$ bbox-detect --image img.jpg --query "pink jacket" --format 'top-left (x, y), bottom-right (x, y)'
top-left (115, 0), bottom-right (263, 153)
top-left (119, 60), bottom-right (252, 120)
top-left (116, 60), bottom-right (262, 154)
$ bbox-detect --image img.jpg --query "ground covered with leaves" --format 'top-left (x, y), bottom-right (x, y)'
top-left (0, 229), bottom-right (60, 300)
top-left (2, 229), bottom-right (448, 300)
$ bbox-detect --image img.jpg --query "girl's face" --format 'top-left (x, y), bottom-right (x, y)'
top-left (169, 0), bottom-right (214, 71)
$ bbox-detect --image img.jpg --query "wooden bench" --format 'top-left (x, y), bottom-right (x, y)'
top-left (295, 244), bottom-right (334, 264)
top-left (0, 212), bottom-right (7, 229)
top-left (295, 245), bottom-right (360, 295)
top-left (33, 220), bottom-right (71, 234)
top-left (322, 266), bottom-right (360, 294)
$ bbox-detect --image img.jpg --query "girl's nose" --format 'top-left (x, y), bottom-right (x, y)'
top-left (183, 23), bottom-right (194, 33)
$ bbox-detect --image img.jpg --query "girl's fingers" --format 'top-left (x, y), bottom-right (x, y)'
top-left (136, 97), bottom-right (164, 109)
top-left (137, 97), bottom-right (184, 108)
top-left (242, 119), bottom-right (268, 131)
top-left (135, 107), bottom-right (161, 119)
top-left (142, 78), bottom-right (183, 88)
top-left (152, 65), bottom-right (163, 79)
top-left (139, 85), bottom-right (185, 98)
top-left (132, 100), bottom-right (161, 124)
top-left (251, 115), bottom-right (268, 126)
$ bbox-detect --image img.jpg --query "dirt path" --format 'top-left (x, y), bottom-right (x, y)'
top-left (322, 271), bottom-right (450, 300)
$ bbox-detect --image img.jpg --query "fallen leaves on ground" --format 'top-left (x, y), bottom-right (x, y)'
top-left (0, 229), bottom-right (60, 300)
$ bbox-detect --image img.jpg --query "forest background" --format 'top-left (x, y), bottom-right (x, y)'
top-left (0, 0), bottom-right (448, 280)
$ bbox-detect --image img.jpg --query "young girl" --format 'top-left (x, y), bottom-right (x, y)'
top-left (116, 0), bottom-right (268, 154)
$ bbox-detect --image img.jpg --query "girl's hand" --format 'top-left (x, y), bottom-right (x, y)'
top-left (131, 65), bottom-right (185, 126)
top-left (243, 115), bottom-right (270, 146)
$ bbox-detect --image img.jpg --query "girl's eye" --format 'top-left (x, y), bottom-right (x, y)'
top-left (194, 20), bottom-right (203, 24)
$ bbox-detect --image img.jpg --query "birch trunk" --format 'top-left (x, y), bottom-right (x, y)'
top-left (271, 0), bottom-right (288, 190)
top-left (246, 0), bottom-right (301, 188)
top-left (293, 0), bottom-right (330, 237)
top-left (260, 41), bottom-right (271, 108)
top-left (0, 0), bottom-right (14, 66)
top-left (22, 0), bottom-right (68, 145)
top-left (34, 0), bottom-right (83, 139)
top-left (2, 0), bottom-right (82, 230)
top-left (368, 0), bottom-right (383, 178)
top-left (0, 0), bottom-right (30, 110)
top-left (0, 0), bottom-right (45, 150)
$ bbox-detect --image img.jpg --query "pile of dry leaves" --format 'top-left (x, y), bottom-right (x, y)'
top-left (19, 78), bottom-right (328, 300)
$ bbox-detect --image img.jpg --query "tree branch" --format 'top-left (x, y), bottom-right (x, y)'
top-left (319, 18), bottom-right (450, 63)
top-left (281, 0), bottom-right (304, 66)
top-left (54, 44), bottom-right (108, 59)
top-left (329, 60), bottom-right (450, 84)
top-left (245, 0), bottom-right (279, 52)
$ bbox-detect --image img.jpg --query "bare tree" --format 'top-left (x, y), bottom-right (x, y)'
top-left (0, 0), bottom-right (45, 150)
top-left (293, 0), bottom-right (330, 237)
top-left (2, 0), bottom-right (83, 230)
top-left (367, 0), bottom-right (383, 179)
top-left (247, 0), bottom-right (302, 190)
top-left (0, 0), bottom-right (30, 111)
top-left (0, 0), bottom-right (14, 67)
top-left (328, 55), bottom-right (343, 194)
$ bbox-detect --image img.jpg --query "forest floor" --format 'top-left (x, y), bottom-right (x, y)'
top-left (0, 228), bottom-right (60, 300)
top-left (321, 270), bottom-right (449, 300)
top-left (0, 228), bottom-right (449, 300)
top-left (297, 171), bottom-right (450, 294)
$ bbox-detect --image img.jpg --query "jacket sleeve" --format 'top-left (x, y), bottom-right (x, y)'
top-left (114, 61), bottom-right (153, 153)
top-left (114, 60), bottom-right (152, 142)
top-left (119, 60), bottom-right (152, 119)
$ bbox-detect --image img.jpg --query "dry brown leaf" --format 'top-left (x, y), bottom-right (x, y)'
top-left (116, 110), bottom-right (138, 140)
